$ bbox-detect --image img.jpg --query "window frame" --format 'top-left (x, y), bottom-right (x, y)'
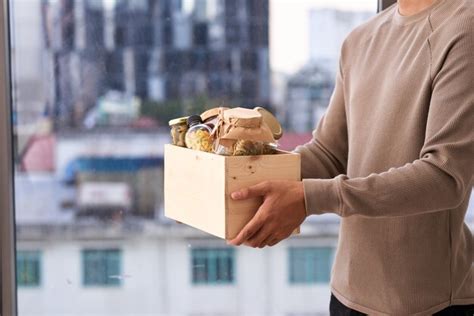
top-left (0, 0), bottom-right (17, 314)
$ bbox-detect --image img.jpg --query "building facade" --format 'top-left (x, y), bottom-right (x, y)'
top-left (283, 9), bottom-right (374, 133)
top-left (284, 63), bottom-right (334, 133)
top-left (41, 0), bottom-right (270, 129)
top-left (16, 218), bottom-right (339, 316)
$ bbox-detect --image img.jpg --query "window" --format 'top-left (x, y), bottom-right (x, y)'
top-left (289, 247), bottom-right (333, 284)
top-left (16, 251), bottom-right (41, 287)
top-left (4, 0), bottom-right (380, 315)
top-left (82, 249), bottom-right (122, 286)
top-left (191, 248), bottom-right (235, 284)
top-left (4, 0), bottom-right (472, 314)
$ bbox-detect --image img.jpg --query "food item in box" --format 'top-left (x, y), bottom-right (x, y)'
top-left (185, 115), bottom-right (213, 152)
top-left (168, 117), bottom-right (188, 147)
top-left (233, 140), bottom-right (277, 156)
top-left (212, 107), bottom-right (277, 156)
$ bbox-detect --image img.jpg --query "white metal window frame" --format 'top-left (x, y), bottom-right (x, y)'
top-left (0, 0), bottom-right (388, 314)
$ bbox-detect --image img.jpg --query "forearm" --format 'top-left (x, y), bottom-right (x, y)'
top-left (303, 155), bottom-right (471, 218)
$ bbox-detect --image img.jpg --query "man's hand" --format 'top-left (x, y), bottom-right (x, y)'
top-left (227, 180), bottom-right (307, 248)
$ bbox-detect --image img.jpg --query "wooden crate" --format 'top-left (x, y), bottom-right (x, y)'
top-left (164, 144), bottom-right (301, 239)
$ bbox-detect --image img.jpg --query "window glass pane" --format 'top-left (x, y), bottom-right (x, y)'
top-left (289, 247), bottom-right (333, 284)
top-left (17, 251), bottom-right (41, 287)
top-left (192, 248), bottom-right (234, 284)
top-left (10, 0), bottom-right (379, 315)
top-left (83, 249), bottom-right (122, 286)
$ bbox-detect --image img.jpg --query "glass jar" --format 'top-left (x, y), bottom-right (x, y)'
top-left (185, 115), bottom-right (213, 152)
top-left (168, 117), bottom-right (188, 147)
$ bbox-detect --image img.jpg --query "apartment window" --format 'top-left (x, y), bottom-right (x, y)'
top-left (17, 251), bottom-right (41, 287)
top-left (82, 249), bottom-right (122, 286)
top-left (289, 247), bottom-right (333, 284)
top-left (191, 248), bottom-right (235, 284)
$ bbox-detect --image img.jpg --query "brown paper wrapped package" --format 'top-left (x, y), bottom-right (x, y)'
top-left (212, 107), bottom-right (275, 151)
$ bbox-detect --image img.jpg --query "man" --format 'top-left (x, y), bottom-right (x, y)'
top-left (228, 0), bottom-right (474, 314)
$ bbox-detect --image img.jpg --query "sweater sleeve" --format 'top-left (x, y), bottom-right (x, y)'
top-left (293, 61), bottom-right (349, 181)
top-left (303, 30), bottom-right (474, 218)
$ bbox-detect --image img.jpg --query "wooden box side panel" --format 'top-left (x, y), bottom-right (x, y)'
top-left (224, 152), bottom-right (301, 239)
top-left (164, 145), bottom-right (227, 238)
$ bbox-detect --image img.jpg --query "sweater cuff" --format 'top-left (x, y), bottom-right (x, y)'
top-left (302, 178), bottom-right (342, 216)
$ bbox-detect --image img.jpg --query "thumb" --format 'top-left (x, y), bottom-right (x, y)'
top-left (231, 181), bottom-right (271, 200)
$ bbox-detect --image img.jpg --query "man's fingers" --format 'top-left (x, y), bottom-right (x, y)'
top-left (243, 224), bottom-right (274, 248)
top-left (237, 205), bottom-right (276, 248)
top-left (258, 234), bottom-right (277, 248)
top-left (231, 181), bottom-right (271, 200)
top-left (268, 238), bottom-right (280, 247)
top-left (256, 232), bottom-right (274, 248)
top-left (228, 213), bottom-right (265, 246)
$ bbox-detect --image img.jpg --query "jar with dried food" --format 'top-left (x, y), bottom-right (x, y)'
top-left (168, 117), bottom-right (188, 147)
top-left (185, 115), bottom-right (213, 152)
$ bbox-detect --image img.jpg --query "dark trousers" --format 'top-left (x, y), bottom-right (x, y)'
top-left (330, 293), bottom-right (474, 316)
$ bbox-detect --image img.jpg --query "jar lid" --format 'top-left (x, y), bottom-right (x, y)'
top-left (254, 107), bottom-right (283, 140)
top-left (168, 116), bottom-right (188, 126)
top-left (187, 115), bottom-right (203, 127)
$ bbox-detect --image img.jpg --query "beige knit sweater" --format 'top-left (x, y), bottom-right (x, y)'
top-left (294, 0), bottom-right (474, 314)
